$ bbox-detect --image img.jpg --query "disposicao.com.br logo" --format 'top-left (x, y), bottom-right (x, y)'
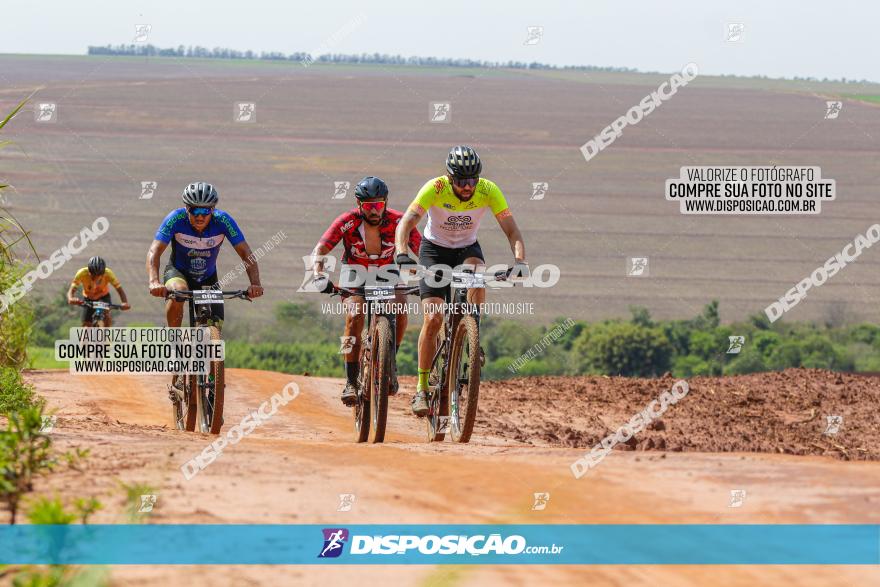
top-left (317, 528), bottom-right (563, 559)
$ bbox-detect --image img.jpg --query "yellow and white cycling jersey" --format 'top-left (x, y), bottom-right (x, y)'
top-left (409, 176), bottom-right (509, 248)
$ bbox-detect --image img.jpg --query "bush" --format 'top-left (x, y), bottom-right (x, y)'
top-left (573, 321), bottom-right (672, 377)
top-left (0, 263), bottom-right (35, 369)
top-left (724, 348), bottom-right (767, 375)
top-left (0, 366), bottom-right (39, 414)
top-left (799, 335), bottom-right (849, 370)
top-left (26, 496), bottom-right (77, 524)
top-left (846, 324), bottom-right (880, 346)
top-left (224, 340), bottom-right (340, 376)
top-left (767, 340), bottom-right (803, 370)
top-left (483, 320), bottom-right (539, 362)
top-left (672, 355), bottom-right (711, 378)
top-left (30, 289), bottom-right (80, 348)
top-left (751, 330), bottom-right (781, 356)
top-left (0, 404), bottom-right (55, 524)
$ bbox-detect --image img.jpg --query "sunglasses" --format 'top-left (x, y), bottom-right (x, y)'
top-left (360, 201), bottom-right (386, 212)
top-left (188, 207), bottom-right (214, 217)
top-left (452, 177), bottom-right (478, 189)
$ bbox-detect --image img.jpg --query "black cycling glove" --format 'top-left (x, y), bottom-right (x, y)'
top-left (395, 253), bottom-right (416, 267)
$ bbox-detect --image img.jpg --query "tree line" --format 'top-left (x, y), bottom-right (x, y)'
top-left (86, 44), bottom-right (638, 72)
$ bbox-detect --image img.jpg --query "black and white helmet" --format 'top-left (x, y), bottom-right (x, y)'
top-left (446, 145), bottom-right (482, 179)
top-left (87, 256), bottom-right (106, 276)
top-left (182, 182), bottom-right (219, 207)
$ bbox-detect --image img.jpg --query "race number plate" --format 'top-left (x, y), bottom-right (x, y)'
top-left (364, 286), bottom-right (395, 301)
top-left (452, 271), bottom-right (485, 289)
top-left (91, 301), bottom-right (110, 310)
top-left (193, 290), bottom-right (224, 305)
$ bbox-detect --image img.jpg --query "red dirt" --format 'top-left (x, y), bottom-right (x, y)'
top-left (8, 368), bottom-right (880, 586)
top-left (477, 369), bottom-right (880, 460)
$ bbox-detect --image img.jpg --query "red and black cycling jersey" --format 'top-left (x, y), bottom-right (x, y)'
top-left (319, 208), bottom-right (421, 267)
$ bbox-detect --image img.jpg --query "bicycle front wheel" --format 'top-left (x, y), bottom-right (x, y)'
top-left (354, 325), bottom-right (371, 443)
top-left (447, 315), bottom-right (481, 443)
top-left (368, 316), bottom-right (393, 443)
top-left (174, 374), bottom-right (198, 432)
top-left (197, 326), bottom-right (225, 435)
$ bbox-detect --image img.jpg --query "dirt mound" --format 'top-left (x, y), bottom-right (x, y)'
top-left (478, 369), bottom-right (880, 460)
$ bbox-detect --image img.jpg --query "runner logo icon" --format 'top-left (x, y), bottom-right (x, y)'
top-left (319, 528), bottom-right (349, 558)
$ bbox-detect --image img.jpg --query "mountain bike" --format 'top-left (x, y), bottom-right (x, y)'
top-left (418, 268), bottom-right (520, 443)
top-left (330, 282), bottom-right (419, 443)
top-left (79, 299), bottom-right (124, 328)
top-left (164, 289), bottom-right (250, 434)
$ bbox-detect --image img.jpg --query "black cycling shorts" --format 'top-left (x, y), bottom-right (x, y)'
top-left (163, 265), bottom-right (224, 322)
top-left (82, 293), bottom-right (112, 323)
top-left (417, 239), bottom-right (484, 300)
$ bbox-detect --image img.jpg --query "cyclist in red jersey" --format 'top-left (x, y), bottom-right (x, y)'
top-left (310, 176), bottom-right (421, 405)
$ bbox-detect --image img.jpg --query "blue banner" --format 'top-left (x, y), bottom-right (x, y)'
top-left (1, 525), bottom-right (877, 565)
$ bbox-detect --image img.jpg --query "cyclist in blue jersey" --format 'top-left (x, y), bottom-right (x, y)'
top-left (147, 182), bottom-right (264, 318)
top-left (147, 182), bottom-right (263, 397)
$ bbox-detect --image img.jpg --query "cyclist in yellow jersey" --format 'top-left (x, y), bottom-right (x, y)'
top-left (394, 146), bottom-right (528, 416)
top-left (67, 256), bottom-right (130, 326)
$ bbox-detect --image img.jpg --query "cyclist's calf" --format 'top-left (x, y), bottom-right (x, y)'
top-left (421, 297), bottom-right (445, 333)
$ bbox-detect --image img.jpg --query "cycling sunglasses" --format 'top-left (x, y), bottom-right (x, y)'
top-left (360, 200), bottom-right (386, 212)
top-left (187, 207), bottom-right (214, 217)
top-left (452, 177), bottom-right (478, 188)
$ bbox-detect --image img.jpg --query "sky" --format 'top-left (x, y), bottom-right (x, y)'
top-left (2, 0), bottom-right (876, 82)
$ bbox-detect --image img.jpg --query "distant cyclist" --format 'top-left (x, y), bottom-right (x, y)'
top-left (311, 176), bottom-right (421, 405)
top-left (146, 182), bottom-right (264, 390)
top-left (67, 256), bottom-right (131, 326)
top-left (394, 146), bottom-right (528, 416)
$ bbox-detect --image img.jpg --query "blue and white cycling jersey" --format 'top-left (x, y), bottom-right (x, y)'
top-left (154, 208), bottom-right (245, 281)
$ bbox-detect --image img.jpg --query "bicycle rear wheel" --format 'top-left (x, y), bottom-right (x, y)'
top-left (197, 326), bottom-right (225, 435)
top-left (368, 316), bottom-right (393, 443)
top-left (426, 331), bottom-right (448, 442)
top-left (447, 315), bottom-right (481, 443)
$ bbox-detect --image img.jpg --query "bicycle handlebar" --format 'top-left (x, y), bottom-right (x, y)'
top-left (331, 284), bottom-right (421, 298)
top-left (80, 300), bottom-right (124, 309)
top-left (165, 289), bottom-right (251, 301)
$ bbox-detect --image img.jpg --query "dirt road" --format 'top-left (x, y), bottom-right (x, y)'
top-left (21, 369), bottom-right (880, 586)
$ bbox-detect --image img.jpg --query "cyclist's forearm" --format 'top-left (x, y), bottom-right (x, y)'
top-left (510, 233), bottom-right (526, 262)
top-left (148, 261), bottom-right (161, 284)
top-left (312, 243), bottom-right (332, 275)
top-left (116, 286), bottom-right (129, 304)
top-left (245, 263), bottom-right (261, 286)
top-left (396, 209), bottom-right (422, 254)
top-left (146, 240), bottom-right (166, 284)
top-left (233, 242), bottom-right (262, 286)
top-left (67, 284), bottom-right (78, 301)
top-left (498, 213), bottom-right (526, 262)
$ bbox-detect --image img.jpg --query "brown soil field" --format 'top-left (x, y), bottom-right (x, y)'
top-left (8, 367), bottom-right (880, 585)
top-left (1, 55), bottom-right (879, 326)
top-left (477, 369), bottom-right (880, 459)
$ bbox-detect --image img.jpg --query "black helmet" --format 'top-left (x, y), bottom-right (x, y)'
top-left (182, 182), bottom-right (219, 207)
top-left (446, 145), bottom-right (482, 178)
top-left (88, 256), bottom-right (106, 276)
top-left (354, 176), bottom-right (389, 201)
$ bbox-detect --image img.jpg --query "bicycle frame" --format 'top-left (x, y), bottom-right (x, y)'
top-left (164, 288), bottom-right (249, 433)
top-left (334, 283), bottom-right (420, 383)
top-left (425, 270), bottom-right (491, 400)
